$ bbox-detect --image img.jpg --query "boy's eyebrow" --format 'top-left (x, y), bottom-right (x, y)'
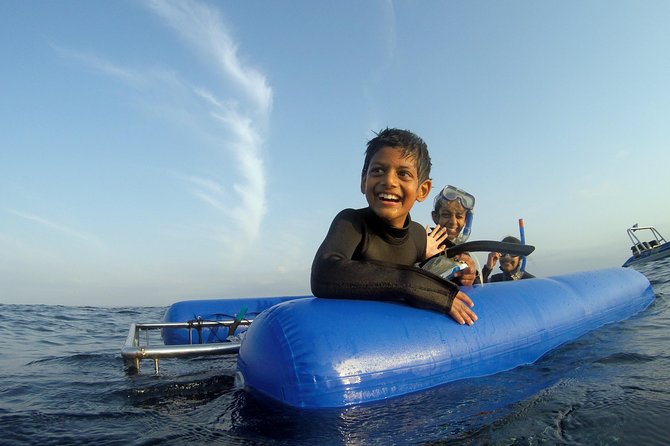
top-left (369, 158), bottom-right (417, 170)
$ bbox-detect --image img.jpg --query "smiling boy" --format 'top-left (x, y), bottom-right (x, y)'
top-left (310, 128), bottom-right (477, 325)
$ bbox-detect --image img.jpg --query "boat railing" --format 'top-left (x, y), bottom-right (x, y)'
top-left (121, 319), bottom-right (252, 374)
top-left (627, 225), bottom-right (668, 257)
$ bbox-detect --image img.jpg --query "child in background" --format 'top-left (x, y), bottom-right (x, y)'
top-left (311, 128), bottom-right (477, 325)
top-left (422, 185), bottom-right (479, 285)
top-left (483, 236), bottom-right (536, 282)
top-left (431, 185), bottom-right (475, 245)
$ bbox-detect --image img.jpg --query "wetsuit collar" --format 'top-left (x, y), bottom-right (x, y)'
top-left (364, 208), bottom-right (410, 244)
top-left (500, 263), bottom-right (524, 281)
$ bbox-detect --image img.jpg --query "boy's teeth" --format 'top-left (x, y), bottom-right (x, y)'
top-left (379, 193), bottom-right (400, 201)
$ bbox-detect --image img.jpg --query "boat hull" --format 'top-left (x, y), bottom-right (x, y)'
top-left (622, 242), bottom-right (670, 267)
top-left (236, 268), bottom-right (654, 408)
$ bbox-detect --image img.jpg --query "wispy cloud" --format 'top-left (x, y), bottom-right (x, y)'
top-left (54, 0), bottom-right (272, 248)
top-left (50, 43), bottom-right (147, 88)
top-left (147, 0), bottom-right (271, 244)
top-left (147, 0), bottom-right (273, 115)
top-left (6, 209), bottom-right (103, 248)
top-left (170, 171), bottom-right (229, 212)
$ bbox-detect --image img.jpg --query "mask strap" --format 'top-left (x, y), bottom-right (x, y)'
top-left (461, 211), bottom-right (473, 242)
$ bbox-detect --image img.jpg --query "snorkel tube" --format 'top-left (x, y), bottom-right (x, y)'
top-left (518, 218), bottom-right (527, 272)
top-left (455, 210), bottom-right (473, 244)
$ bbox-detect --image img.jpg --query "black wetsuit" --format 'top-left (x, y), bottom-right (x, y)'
top-left (482, 264), bottom-right (535, 283)
top-left (311, 208), bottom-right (459, 313)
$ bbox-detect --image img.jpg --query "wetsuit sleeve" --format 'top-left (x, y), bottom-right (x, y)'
top-left (311, 210), bottom-right (459, 313)
top-left (481, 265), bottom-right (493, 283)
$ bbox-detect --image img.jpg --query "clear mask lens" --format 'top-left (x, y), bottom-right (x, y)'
top-left (440, 185), bottom-right (475, 210)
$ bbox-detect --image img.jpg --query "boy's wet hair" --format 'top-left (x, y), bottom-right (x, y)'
top-left (502, 235), bottom-right (521, 244)
top-left (363, 128), bottom-right (432, 184)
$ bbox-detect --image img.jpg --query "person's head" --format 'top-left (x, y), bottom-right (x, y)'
top-left (499, 235), bottom-right (521, 273)
top-left (431, 185), bottom-right (475, 243)
top-left (360, 128), bottom-right (432, 228)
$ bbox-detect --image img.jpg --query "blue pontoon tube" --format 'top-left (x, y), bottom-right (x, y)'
top-left (236, 268), bottom-right (654, 409)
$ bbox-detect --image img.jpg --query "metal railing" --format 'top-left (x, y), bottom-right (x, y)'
top-left (121, 319), bottom-right (252, 374)
top-left (627, 225), bottom-right (668, 256)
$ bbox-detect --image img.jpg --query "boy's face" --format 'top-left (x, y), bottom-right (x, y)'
top-left (360, 146), bottom-right (431, 228)
top-left (432, 200), bottom-right (467, 241)
top-left (499, 254), bottom-right (520, 273)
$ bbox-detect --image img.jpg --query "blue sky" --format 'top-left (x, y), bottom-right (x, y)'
top-left (2, 0), bottom-right (669, 307)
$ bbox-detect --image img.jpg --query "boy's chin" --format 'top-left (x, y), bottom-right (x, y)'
top-left (370, 206), bottom-right (406, 226)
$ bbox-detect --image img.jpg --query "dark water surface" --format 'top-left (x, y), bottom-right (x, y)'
top-left (1, 260), bottom-right (669, 445)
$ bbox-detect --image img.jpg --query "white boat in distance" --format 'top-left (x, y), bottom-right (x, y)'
top-left (622, 224), bottom-right (670, 267)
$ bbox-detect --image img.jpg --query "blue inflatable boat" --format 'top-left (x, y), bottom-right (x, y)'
top-left (162, 295), bottom-right (301, 345)
top-left (233, 268), bottom-right (654, 408)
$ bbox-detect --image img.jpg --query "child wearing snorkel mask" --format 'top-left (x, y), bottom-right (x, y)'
top-left (482, 236), bottom-right (536, 283)
top-left (431, 185), bottom-right (475, 245)
top-left (422, 185), bottom-right (479, 285)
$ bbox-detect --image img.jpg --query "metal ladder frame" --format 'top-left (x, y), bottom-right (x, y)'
top-left (121, 319), bottom-right (252, 374)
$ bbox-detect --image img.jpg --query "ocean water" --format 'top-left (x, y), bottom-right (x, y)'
top-left (1, 260), bottom-right (669, 445)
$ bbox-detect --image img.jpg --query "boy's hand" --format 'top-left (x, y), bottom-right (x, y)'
top-left (448, 291), bottom-right (477, 325)
top-left (453, 253), bottom-right (476, 286)
top-left (425, 225), bottom-right (448, 258)
top-left (486, 252), bottom-right (501, 269)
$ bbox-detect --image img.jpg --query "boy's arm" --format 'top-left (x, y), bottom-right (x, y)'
top-left (311, 210), bottom-right (463, 316)
top-left (313, 256), bottom-right (460, 313)
top-left (481, 252), bottom-right (499, 283)
top-left (481, 265), bottom-right (493, 283)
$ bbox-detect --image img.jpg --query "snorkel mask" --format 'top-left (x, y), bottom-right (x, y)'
top-left (434, 185), bottom-right (476, 244)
